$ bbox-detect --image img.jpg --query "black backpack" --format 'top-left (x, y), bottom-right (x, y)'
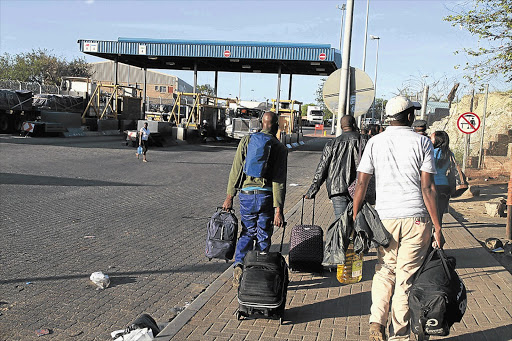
top-left (205, 208), bottom-right (239, 262)
top-left (409, 248), bottom-right (467, 339)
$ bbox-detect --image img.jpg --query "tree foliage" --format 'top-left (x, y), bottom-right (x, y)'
top-left (444, 0), bottom-right (512, 82)
top-left (196, 84), bottom-right (215, 96)
top-left (301, 103), bottom-right (316, 116)
top-left (0, 49), bottom-right (90, 85)
top-left (315, 78), bottom-right (333, 119)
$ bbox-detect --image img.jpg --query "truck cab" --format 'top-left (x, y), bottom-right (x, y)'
top-left (306, 106), bottom-right (324, 126)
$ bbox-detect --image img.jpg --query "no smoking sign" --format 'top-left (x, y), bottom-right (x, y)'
top-left (457, 112), bottom-right (480, 134)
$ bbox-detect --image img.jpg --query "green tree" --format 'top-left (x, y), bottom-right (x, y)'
top-left (444, 0), bottom-right (512, 82)
top-left (301, 103), bottom-right (316, 116)
top-left (196, 84), bottom-right (215, 96)
top-left (315, 78), bottom-right (333, 119)
top-left (0, 49), bottom-right (90, 85)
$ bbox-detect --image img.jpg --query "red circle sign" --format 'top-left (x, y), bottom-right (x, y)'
top-left (224, 50), bottom-right (231, 58)
top-left (319, 53), bottom-right (326, 61)
top-left (457, 112), bottom-right (480, 134)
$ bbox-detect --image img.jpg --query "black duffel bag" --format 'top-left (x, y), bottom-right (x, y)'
top-left (409, 248), bottom-right (467, 340)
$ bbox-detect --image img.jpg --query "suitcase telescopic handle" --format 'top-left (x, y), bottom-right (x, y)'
top-left (301, 195), bottom-right (315, 225)
top-left (279, 222), bottom-right (287, 253)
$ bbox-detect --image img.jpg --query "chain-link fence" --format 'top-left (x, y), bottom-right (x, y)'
top-left (0, 79), bottom-right (60, 94)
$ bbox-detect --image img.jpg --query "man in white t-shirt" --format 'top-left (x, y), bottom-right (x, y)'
top-left (352, 96), bottom-right (444, 341)
top-left (139, 122), bottom-right (150, 162)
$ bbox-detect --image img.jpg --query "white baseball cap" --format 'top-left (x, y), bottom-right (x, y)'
top-left (385, 96), bottom-right (421, 117)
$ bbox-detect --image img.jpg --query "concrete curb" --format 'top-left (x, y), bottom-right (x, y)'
top-left (155, 197), bottom-right (305, 340)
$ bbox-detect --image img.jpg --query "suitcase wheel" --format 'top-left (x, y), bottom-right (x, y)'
top-left (208, 258), bottom-right (212, 261)
top-left (236, 311), bottom-right (243, 321)
top-left (225, 259), bottom-right (229, 263)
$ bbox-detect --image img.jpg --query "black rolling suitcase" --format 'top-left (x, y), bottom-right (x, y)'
top-left (237, 223), bottom-right (288, 323)
top-left (288, 196), bottom-right (323, 272)
top-left (205, 208), bottom-right (239, 262)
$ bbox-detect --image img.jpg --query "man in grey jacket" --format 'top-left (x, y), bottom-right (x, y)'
top-left (305, 115), bottom-right (369, 218)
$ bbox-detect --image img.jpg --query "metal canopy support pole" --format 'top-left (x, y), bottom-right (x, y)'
top-left (214, 70), bottom-right (219, 131)
top-left (337, 0), bottom-right (355, 136)
top-left (288, 74), bottom-right (293, 100)
top-left (193, 63), bottom-right (197, 94)
top-left (114, 58), bottom-right (118, 114)
top-left (142, 67), bottom-right (147, 120)
top-left (478, 84), bottom-right (489, 169)
top-left (276, 65), bottom-right (282, 115)
top-left (238, 73), bottom-right (242, 101)
top-left (420, 85), bottom-right (429, 120)
top-left (214, 71), bottom-right (218, 97)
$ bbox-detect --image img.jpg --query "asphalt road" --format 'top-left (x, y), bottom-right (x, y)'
top-left (0, 134), bottom-right (327, 340)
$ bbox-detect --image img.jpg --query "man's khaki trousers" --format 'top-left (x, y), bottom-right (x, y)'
top-left (369, 217), bottom-right (432, 340)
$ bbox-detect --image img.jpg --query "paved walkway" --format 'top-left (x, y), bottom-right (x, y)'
top-left (156, 170), bottom-right (512, 340)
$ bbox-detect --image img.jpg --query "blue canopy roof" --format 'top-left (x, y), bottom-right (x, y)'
top-left (78, 38), bottom-right (341, 75)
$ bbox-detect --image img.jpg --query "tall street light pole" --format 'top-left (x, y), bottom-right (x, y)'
top-left (333, 3), bottom-right (346, 135)
top-left (337, 4), bottom-right (346, 51)
top-left (359, 0), bottom-right (370, 127)
top-left (370, 35), bottom-right (380, 122)
top-left (361, 0), bottom-right (370, 72)
top-left (336, 0), bottom-right (355, 136)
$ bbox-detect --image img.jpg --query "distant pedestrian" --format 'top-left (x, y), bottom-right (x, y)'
top-left (412, 119), bottom-right (428, 136)
top-left (360, 128), bottom-right (369, 136)
top-left (352, 96), bottom-right (444, 341)
top-left (139, 122), bottom-right (150, 162)
top-left (368, 124), bottom-right (380, 137)
top-left (222, 111), bottom-right (288, 287)
top-left (431, 130), bottom-right (452, 223)
top-left (305, 115), bottom-right (369, 219)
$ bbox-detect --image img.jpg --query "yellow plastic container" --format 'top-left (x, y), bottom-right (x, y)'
top-left (337, 245), bottom-right (363, 284)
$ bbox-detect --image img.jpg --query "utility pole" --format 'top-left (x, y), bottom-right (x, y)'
top-left (478, 84), bottom-right (489, 169)
top-left (336, 0), bottom-right (355, 136)
top-left (420, 85), bottom-right (429, 120)
top-left (462, 87), bottom-right (475, 173)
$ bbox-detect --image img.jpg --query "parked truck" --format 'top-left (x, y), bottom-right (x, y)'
top-left (225, 101), bottom-right (266, 140)
top-left (305, 105), bottom-right (324, 126)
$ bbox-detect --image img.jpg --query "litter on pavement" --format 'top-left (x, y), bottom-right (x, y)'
top-left (90, 271), bottom-right (110, 289)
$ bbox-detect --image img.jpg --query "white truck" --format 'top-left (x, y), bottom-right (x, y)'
top-left (305, 106), bottom-right (324, 126)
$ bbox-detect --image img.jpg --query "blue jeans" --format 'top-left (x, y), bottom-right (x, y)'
top-left (331, 194), bottom-right (350, 220)
top-left (234, 192), bottom-right (274, 266)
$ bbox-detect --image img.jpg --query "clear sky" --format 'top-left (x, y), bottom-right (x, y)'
top-left (0, 0), bottom-right (507, 104)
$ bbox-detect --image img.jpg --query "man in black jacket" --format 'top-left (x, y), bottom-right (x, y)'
top-left (305, 115), bottom-right (368, 218)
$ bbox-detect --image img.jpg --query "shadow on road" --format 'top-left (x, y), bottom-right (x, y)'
top-left (0, 172), bottom-right (147, 187)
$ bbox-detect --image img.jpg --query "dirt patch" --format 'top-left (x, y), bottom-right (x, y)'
top-left (448, 170), bottom-right (512, 273)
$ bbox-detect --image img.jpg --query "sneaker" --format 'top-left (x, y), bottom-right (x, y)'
top-left (232, 265), bottom-right (243, 288)
top-left (143, 159), bottom-right (148, 163)
top-left (369, 323), bottom-right (386, 341)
